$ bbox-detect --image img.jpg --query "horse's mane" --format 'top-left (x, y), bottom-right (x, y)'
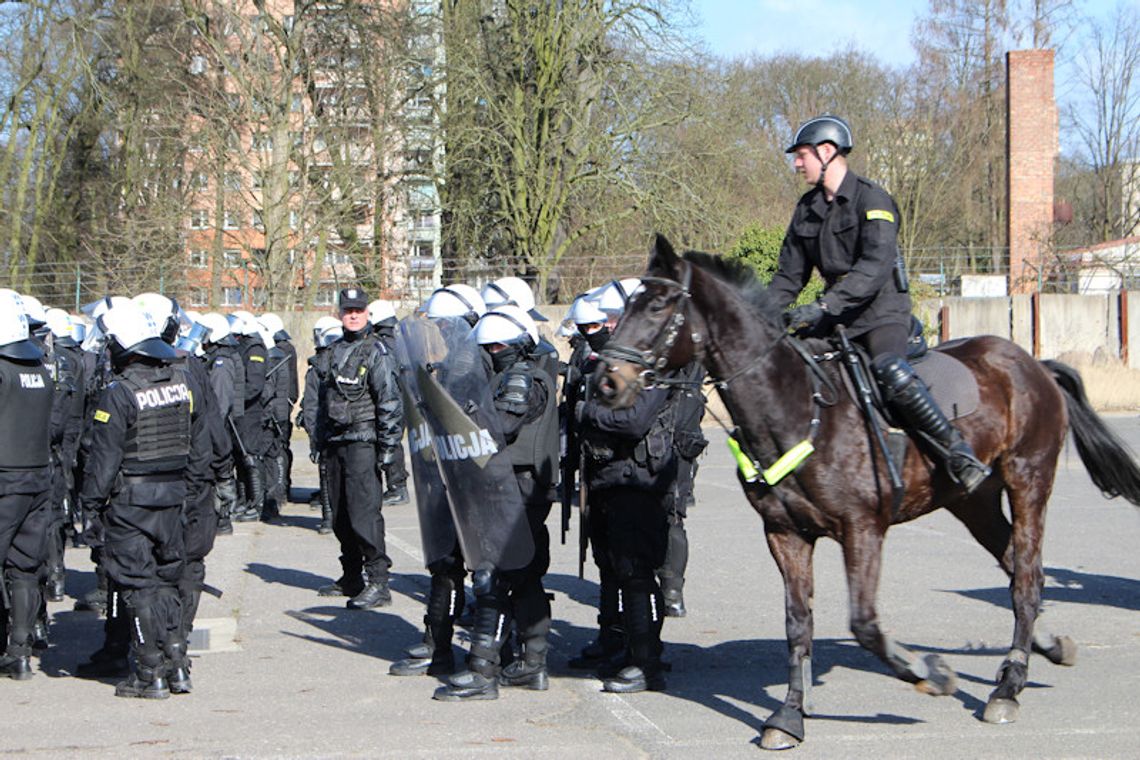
top-left (680, 250), bottom-right (784, 326)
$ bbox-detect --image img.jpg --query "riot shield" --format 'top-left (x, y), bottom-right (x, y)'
top-left (395, 316), bottom-right (456, 566)
top-left (398, 315), bottom-right (534, 573)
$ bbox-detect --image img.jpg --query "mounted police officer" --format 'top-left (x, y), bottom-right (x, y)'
top-left (367, 299), bottom-right (409, 506)
top-left (774, 115), bottom-right (989, 493)
top-left (0, 291), bottom-right (55, 680)
top-left (317, 288), bottom-right (404, 609)
top-left (433, 305), bottom-right (559, 701)
top-left (300, 316), bottom-right (341, 535)
top-left (79, 300), bottom-right (211, 699)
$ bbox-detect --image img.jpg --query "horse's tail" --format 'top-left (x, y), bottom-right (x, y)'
top-left (1042, 359), bottom-right (1140, 506)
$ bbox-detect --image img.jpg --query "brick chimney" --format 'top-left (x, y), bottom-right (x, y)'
top-left (1007, 50), bottom-right (1057, 294)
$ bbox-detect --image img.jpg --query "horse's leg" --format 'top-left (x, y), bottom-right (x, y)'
top-left (980, 477), bottom-right (1051, 724)
top-left (843, 524), bottom-right (958, 696)
top-left (948, 485), bottom-right (1076, 667)
top-left (759, 529), bottom-right (816, 751)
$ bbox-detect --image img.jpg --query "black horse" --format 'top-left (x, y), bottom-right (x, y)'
top-left (596, 234), bottom-right (1140, 750)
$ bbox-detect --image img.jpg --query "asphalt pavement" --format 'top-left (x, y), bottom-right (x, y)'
top-left (4, 420), bottom-right (1139, 759)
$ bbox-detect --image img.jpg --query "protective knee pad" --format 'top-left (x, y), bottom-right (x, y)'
top-left (870, 352), bottom-right (917, 399)
top-left (658, 522), bottom-right (689, 588)
top-left (4, 572), bottom-right (41, 654)
top-left (426, 572), bottom-right (463, 626)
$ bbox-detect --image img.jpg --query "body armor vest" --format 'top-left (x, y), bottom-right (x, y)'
top-left (220, 344), bottom-right (245, 418)
top-left (0, 358), bottom-right (53, 468)
top-left (325, 339), bottom-right (377, 428)
top-left (504, 362), bottom-right (559, 488)
top-left (119, 365), bottom-right (192, 476)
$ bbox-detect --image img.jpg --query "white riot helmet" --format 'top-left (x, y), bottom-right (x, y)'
top-left (367, 299), bottom-right (397, 326)
top-left (0, 290), bottom-right (42, 360)
top-left (19, 294), bottom-right (47, 330)
top-left (424, 284), bottom-right (486, 324)
top-left (71, 314), bottom-right (90, 344)
top-left (97, 300), bottom-right (177, 364)
top-left (198, 312), bottom-right (235, 346)
top-left (132, 292), bottom-right (187, 344)
top-left (592, 278), bottom-right (643, 315)
top-left (555, 318), bottom-right (579, 339)
top-left (480, 276), bottom-right (547, 322)
top-left (45, 308), bottom-right (75, 342)
top-left (313, 316), bottom-right (343, 348)
top-left (227, 309), bottom-right (260, 336)
top-left (474, 304), bottom-right (539, 348)
top-left (259, 312), bottom-right (289, 341)
top-left (567, 291), bottom-right (607, 326)
top-left (82, 295), bottom-right (130, 321)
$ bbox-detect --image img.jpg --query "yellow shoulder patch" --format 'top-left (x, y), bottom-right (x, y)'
top-left (359, 366), bottom-right (367, 377)
top-left (250, 355), bottom-right (265, 363)
top-left (94, 410), bottom-right (111, 423)
top-left (866, 209), bottom-right (895, 223)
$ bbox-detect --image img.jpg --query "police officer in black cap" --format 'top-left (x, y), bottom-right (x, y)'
top-left (79, 300), bottom-right (211, 699)
top-left (0, 291), bottom-right (55, 680)
top-left (775, 115), bottom-right (989, 492)
top-left (317, 287), bottom-right (403, 609)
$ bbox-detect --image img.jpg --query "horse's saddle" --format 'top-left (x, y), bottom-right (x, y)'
top-left (837, 341), bottom-right (981, 424)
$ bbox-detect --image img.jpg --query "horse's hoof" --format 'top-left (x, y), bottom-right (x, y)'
top-left (915, 654), bottom-right (958, 696)
top-left (1052, 636), bottom-right (1077, 666)
top-left (759, 728), bottom-right (801, 751)
top-left (982, 697), bottom-right (1020, 724)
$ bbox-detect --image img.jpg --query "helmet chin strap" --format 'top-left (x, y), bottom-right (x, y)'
top-left (810, 144), bottom-right (832, 189)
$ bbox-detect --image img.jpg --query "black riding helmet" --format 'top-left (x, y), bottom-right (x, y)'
top-left (786, 115), bottom-right (854, 188)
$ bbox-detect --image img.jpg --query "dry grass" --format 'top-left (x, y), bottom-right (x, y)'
top-left (1055, 352), bottom-right (1140, 412)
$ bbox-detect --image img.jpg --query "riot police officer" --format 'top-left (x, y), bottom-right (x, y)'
top-left (260, 313), bottom-right (298, 515)
top-left (79, 300), bottom-right (212, 699)
top-left (318, 288), bottom-right (403, 609)
top-left (0, 291), bottom-right (55, 680)
top-left (228, 311), bottom-right (270, 522)
top-left (434, 305), bottom-right (559, 701)
top-left (367, 299), bottom-right (409, 506)
top-left (574, 278), bottom-right (694, 693)
top-left (198, 312), bottom-right (242, 535)
top-left (300, 317), bottom-right (341, 535)
top-left (775, 115), bottom-right (989, 492)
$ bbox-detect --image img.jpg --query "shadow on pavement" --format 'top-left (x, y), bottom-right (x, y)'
top-left (950, 565), bottom-right (1140, 612)
top-left (282, 605), bottom-right (421, 664)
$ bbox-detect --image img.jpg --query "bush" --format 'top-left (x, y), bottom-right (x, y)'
top-left (726, 223), bottom-right (823, 306)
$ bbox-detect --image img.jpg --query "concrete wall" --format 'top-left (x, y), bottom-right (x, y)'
top-left (932, 292), bottom-right (1129, 362)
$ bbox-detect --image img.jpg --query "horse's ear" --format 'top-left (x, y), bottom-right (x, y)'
top-left (649, 233), bottom-right (681, 279)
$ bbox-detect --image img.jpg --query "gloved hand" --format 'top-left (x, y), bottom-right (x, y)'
top-left (379, 446), bottom-right (400, 466)
top-left (783, 302), bottom-right (827, 335)
top-left (309, 447), bottom-right (320, 464)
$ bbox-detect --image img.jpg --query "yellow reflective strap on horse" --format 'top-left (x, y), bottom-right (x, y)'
top-left (725, 435), bottom-right (760, 483)
top-left (762, 439), bottom-right (815, 485)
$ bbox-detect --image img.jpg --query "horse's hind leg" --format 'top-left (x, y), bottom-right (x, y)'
top-left (948, 486), bottom-right (1076, 667)
top-left (979, 478), bottom-right (1052, 724)
top-left (842, 524), bottom-right (958, 696)
top-left (759, 529), bottom-right (816, 751)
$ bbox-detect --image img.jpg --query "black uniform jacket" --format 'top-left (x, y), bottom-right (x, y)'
top-left (80, 361), bottom-right (212, 512)
top-left (769, 170), bottom-right (911, 337)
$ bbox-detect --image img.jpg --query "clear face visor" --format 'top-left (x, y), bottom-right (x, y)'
top-left (175, 321), bottom-right (210, 355)
top-left (82, 322), bottom-right (107, 353)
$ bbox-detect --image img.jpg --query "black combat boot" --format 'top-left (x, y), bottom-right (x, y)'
top-left (234, 457), bottom-right (264, 522)
top-left (115, 595), bottom-right (170, 699)
top-left (215, 477), bottom-right (236, 536)
top-left (76, 588), bottom-right (130, 678)
top-left (0, 575), bottom-right (40, 680)
top-left (434, 592), bottom-right (509, 701)
top-left (75, 563), bottom-right (109, 614)
top-left (318, 557), bottom-right (364, 597)
top-left (873, 354), bottom-right (991, 493)
top-left (570, 580), bottom-right (625, 669)
top-left (382, 485), bottom-right (409, 506)
top-left (346, 571), bottom-right (392, 610)
top-left (603, 584), bottom-right (666, 694)
top-left (391, 573), bottom-right (461, 676)
top-left (166, 640), bottom-right (192, 695)
top-left (658, 519), bottom-right (689, 618)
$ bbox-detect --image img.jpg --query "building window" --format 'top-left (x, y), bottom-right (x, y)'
top-left (326, 250), bottom-right (350, 266)
top-left (290, 209), bottom-right (300, 229)
top-left (188, 286), bottom-right (209, 307)
top-left (314, 287), bottom-right (335, 307)
top-left (188, 249), bottom-right (209, 268)
top-left (189, 209), bottom-right (209, 229)
top-left (223, 172), bottom-right (242, 192)
top-left (252, 287), bottom-right (268, 307)
top-left (189, 171), bottom-right (208, 190)
top-left (252, 132), bottom-right (273, 151)
top-left (252, 209), bottom-right (264, 230)
top-left (290, 92), bottom-right (304, 113)
top-left (222, 287), bottom-right (243, 307)
top-left (223, 210), bottom-right (240, 229)
top-left (222, 249), bottom-right (243, 268)
top-left (410, 209), bottom-right (435, 229)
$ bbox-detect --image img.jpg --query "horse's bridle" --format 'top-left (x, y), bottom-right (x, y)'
top-left (598, 264), bottom-right (698, 390)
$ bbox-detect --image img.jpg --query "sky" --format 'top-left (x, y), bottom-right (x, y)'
top-left (692, 0), bottom-right (1120, 69)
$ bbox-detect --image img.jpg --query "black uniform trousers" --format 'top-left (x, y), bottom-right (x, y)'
top-left (325, 441), bottom-right (390, 580)
top-left (0, 491), bottom-right (51, 580)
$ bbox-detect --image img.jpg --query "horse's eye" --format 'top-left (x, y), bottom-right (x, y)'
top-left (649, 296), bottom-right (668, 313)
